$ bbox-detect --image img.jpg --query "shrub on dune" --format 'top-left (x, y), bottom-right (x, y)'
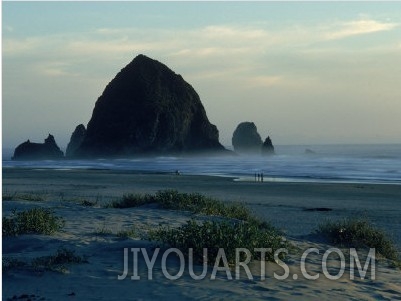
top-left (148, 218), bottom-right (287, 265)
top-left (316, 217), bottom-right (400, 265)
top-left (3, 208), bottom-right (64, 236)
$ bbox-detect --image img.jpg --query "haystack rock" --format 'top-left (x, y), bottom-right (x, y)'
top-left (66, 124), bottom-right (86, 157)
top-left (12, 134), bottom-right (64, 160)
top-left (73, 54), bottom-right (226, 157)
top-left (232, 122), bottom-right (263, 154)
top-left (261, 136), bottom-right (275, 155)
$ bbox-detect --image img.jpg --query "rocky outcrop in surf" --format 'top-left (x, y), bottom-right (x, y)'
top-left (232, 122), bottom-right (263, 154)
top-left (261, 136), bottom-right (275, 155)
top-left (12, 134), bottom-right (64, 160)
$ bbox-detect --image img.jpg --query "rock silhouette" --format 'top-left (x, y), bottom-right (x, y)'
top-left (66, 124), bottom-right (86, 158)
top-left (261, 136), bottom-right (275, 155)
top-left (305, 148), bottom-right (316, 155)
top-left (12, 134), bottom-right (64, 160)
top-left (73, 54), bottom-right (225, 157)
top-left (232, 122), bottom-right (262, 154)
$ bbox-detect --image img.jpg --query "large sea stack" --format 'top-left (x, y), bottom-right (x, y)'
top-left (70, 54), bottom-right (225, 158)
top-left (12, 134), bottom-right (64, 160)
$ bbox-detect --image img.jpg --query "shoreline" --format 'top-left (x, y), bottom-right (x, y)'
top-left (3, 165), bottom-right (401, 186)
top-left (4, 144), bottom-right (401, 187)
top-left (3, 167), bottom-right (401, 245)
top-left (4, 166), bottom-right (401, 195)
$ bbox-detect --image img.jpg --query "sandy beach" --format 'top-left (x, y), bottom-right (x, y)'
top-left (2, 168), bottom-right (401, 300)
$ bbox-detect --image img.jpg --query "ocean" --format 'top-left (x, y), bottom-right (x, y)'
top-left (3, 144), bottom-right (401, 185)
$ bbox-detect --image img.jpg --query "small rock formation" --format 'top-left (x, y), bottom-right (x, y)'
top-left (305, 148), bottom-right (316, 155)
top-left (12, 134), bottom-right (64, 160)
top-left (232, 122), bottom-right (262, 154)
top-left (66, 124), bottom-right (86, 157)
top-left (73, 54), bottom-right (225, 157)
top-left (261, 136), bottom-right (275, 155)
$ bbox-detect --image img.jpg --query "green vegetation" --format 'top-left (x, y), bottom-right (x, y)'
top-left (80, 199), bottom-right (98, 207)
top-left (317, 217), bottom-right (400, 265)
top-left (2, 191), bottom-right (17, 201)
top-left (92, 222), bottom-right (139, 239)
top-left (117, 226), bottom-right (138, 239)
top-left (149, 219), bottom-right (287, 265)
top-left (2, 192), bottom-right (45, 202)
top-left (153, 190), bottom-right (253, 221)
top-left (3, 208), bottom-right (64, 236)
top-left (110, 189), bottom-right (288, 264)
top-left (108, 193), bottom-right (154, 208)
top-left (2, 257), bottom-right (27, 273)
top-left (93, 226), bottom-right (113, 236)
top-left (2, 247), bottom-right (88, 274)
top-left (31, 247), bottom-right (88, 273)
top-left (108, 189), bottom-right (252, 221)
top-left (18, 194), bottom-right (46, 202)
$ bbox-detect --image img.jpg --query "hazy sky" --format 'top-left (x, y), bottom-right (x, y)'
top-left (3, 2), bottom-right (401, 149)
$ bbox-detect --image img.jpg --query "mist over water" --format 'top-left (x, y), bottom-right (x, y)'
top-left (3, 144), bottom-right (401, 185)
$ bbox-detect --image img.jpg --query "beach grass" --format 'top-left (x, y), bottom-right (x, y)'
top-left (317, 217), bottom-right (400, 265)
top-left (2, 208), bottom-right (64, 236)
top-left (148, 218), bottom-right (288, 265)
top-left (2, 258), bottom-right (27, 273)
top-left (18, 194), bottom-right (46, 202)
top-left (116, 226), bottom-right (138, 239)
top-left (154, 190), bottom-right (253, 221)
top-left (31, 247), bottom-right (88, 273)
top-left (3, 247), bottom-right (87, 274)
top-left (2, 192), bottom-right (46, 202)
top-left (93, 226), bottom-right (113, 236)
top-left (108, 189), bottom-right (253, 221)
top-left (108, 192), bottom-right (154, 208)
top-left (2, 191), bottom-right (17, 201)
top-left (111, 190), bottom-right (287, 264)
top-left (80, 199), bottom-right (98, 207)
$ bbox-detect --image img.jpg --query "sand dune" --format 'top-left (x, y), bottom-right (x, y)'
top-left (2, 168), bottom-right (401, 300)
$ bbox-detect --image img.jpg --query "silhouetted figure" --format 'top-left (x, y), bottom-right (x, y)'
top-left (261, 172), bottom-right (264, 182)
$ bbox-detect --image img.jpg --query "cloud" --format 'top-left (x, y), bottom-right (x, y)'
top-left (201, 25), bottom-right (267, 40)
top-left (3, 37), bottom-right (42, 54)
top-left (325, 19), bottom-right (398, 40)
top-left (35, 61), bottom-right (78, 77)
top-left (3, 17), bottom-right (400, 87)
top-left (246, 76), bottom-right (283, 88)
top-left (5, 17), bottom-right (397, 59)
